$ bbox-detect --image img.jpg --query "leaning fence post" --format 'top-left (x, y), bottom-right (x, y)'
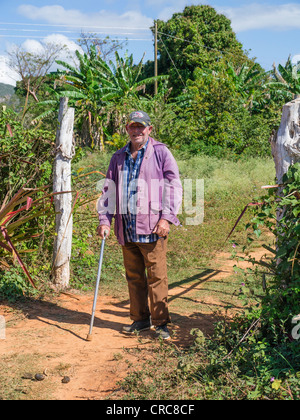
top-left (270, 97), bottom-right (300, 222)
top-left (52, 97), bottom-right (75, 289)
top-left (271, 97), bottom-right (300, 187)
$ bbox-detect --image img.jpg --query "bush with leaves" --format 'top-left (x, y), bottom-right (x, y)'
top-left (179, 66), bottom-right (275, 157)
top-left (244, 162), bottom-right (300, 343)
top-left (0, 108), bottom-right (56, 295)
top-left (0, 107), bottom-right (54, 202)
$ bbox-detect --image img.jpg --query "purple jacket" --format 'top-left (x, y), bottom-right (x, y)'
top-left (98, 137), bottom-right (182, 245)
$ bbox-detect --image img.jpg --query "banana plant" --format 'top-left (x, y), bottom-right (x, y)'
top-left (101, 51), bottom-right (167, 100)
top-left (52, 46), bottom-right (167, 146)
top-left (35, 45), bottom-right (167, 148)
top-left (54, 47), bottom-right (109, 149)
top-left (268, 56), bottom-right (300, 100)
top-left (226, 62), bottom-right (268, 109)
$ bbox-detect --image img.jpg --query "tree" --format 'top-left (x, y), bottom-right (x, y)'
top-left (142, 5), bottom-right (250, 96)
top-left (0, 107), bottom-right (57, 290)
top-left (78, 31), bottom-right (126, 62)
top-left (8, 42), bottom-right (66, 121)
top-left (181, 64), bottom-right (274, 156)
top-left (55, 46), bottom-right (105, 148)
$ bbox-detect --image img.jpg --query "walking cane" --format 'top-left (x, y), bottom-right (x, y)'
top-left (86, 230), bottom-right (108, 341)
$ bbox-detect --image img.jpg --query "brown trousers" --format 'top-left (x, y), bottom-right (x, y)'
top-left (121, 238), bottom-right (170, 327)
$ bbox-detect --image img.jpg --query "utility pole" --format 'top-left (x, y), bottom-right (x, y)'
top-left (154, 21), bottom-right (158, 95)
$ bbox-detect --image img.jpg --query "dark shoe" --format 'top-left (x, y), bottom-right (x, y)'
top-left (122, 319), bottom-right (151, 334)
top-left (155, 324), bottom-right (171, 340)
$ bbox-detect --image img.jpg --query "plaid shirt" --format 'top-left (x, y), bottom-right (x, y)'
top-left (122, 140), bottom-right (159, 243)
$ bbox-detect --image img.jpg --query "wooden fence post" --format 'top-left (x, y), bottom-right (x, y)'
top-left (271, 97), bottom-right (300, 185)
top-left (52, 97), bottom-right (75, 289)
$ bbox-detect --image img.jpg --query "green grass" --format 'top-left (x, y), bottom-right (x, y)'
top-left (168, 154), bottom-right (275, 305)
top-left (70, 150), bottom-right (276, 317)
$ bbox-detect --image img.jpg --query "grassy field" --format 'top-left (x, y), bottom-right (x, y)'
top-left (69, 150), bottom-right (279, 400)
top-left (71, 150), bottom-right (276, 300)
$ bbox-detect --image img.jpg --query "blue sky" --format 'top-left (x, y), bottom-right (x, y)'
top-left (1, 0), bottom-right (300, 85)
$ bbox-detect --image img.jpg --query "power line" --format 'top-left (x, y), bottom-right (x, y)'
top-left (0, 22), bottom-right (150, 31)
top-left (0, 22), bottom-right (153, 42)
top-left (0, 28), bottom-right (146, 36)
top-left (0, 21), bottom-right (264, 70)
top-left (0, 35), bottom-right (152, 41)
top-left (157, 30), bottom-right (246, 59)
top-left (0, 21), bottom-right (240, 57)
top-left (0, 20), bottom-right (273, 69)
top-left (158, 34), bottom-right (186, 88)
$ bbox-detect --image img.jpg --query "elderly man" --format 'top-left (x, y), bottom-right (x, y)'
top-left (97, 111), bottom-right (182, 340)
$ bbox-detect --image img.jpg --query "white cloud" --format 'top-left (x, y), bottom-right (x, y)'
top-left (17, 33), bottom-right (83, 57)
top-left (22, 39), bottom-right (45, 54)
top-left (13, 4), bottom-right (154, 70)
top-left (18, 5), bottom-right (87, 25)
top-left (218, 3), bottom-right (300, 32)
top-left (1, 34), bottom-right (84, 85)
top-left (292, 54), bottom-right (300, 65)
top-left (45, 34), bottom-right (81, 53)
top-left (157, 6), bottom-right (180, 22)
top-left (0, 56), bottom-right (20, 86)
top-left (0, 0), bottom-right (152, 86)
top-left (144, 0), bottom-right (206, 21)
top-left (43, 34), bottom-right (84, 71)
top-left (18, 4), bottom-right (153, 33)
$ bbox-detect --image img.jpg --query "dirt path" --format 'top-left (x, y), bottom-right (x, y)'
top-left (0, 248), bottom-right (271, 400)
